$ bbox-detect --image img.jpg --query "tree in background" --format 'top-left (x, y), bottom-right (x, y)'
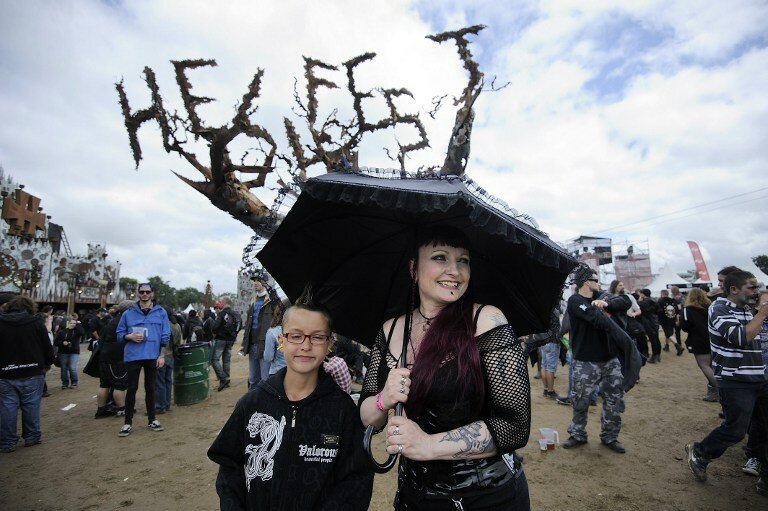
top-left (754, 255), bottom-right (768, 275)
top-left (147, 275), bottom-right (177, 308)
top-left (175, 286), bottom-right (205, 309)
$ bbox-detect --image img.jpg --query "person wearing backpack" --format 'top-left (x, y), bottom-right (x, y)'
top-left (211, 296), bottom-right (241, 392)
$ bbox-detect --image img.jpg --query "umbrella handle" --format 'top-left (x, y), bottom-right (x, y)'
top-left (363, 402), bottom-right (403, 473)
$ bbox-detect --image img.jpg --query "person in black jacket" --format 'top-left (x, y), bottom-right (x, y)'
top-left (563, 266), bottom-right (628, 453)
top-left (211, 297), bottom-right (242, 392)
top-left (208, 297), bottom-right (373, 510)
top-left (54, 314), bottom-right (86, 389)
top-left (183, 309), bottom-right (204, 342)
top-left (680, 288), bottom-right (717, 401)
top-left (637, 289), bottom-right (662, 363)
top-left (94, 300), bottom-right (133, 418)
top-left (0, 294), bottom-right (55, 452)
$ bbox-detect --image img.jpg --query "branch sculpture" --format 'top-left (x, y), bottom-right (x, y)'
top-left (116, 25), bottom-right (490, 237)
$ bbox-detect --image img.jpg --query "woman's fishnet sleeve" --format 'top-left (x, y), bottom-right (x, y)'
top-left (359, 328), bottom-right (389, 407)
top-left (478, 325), bottom-right (531, 454)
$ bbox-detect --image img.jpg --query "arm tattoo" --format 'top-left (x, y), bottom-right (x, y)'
top-left (439, 421), bottom-right (496, 458)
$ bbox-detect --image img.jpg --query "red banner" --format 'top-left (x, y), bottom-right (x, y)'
top-left (687, 241), bottom-right (711, 282)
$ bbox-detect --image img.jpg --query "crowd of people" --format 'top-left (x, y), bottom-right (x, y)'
top-left (1, 254), bottom-right (767, 507)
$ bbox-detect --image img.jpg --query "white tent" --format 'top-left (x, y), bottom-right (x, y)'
top-left (182, 304), bottom-right (195, 314)
top-left (741, 260), bottom-right (768, 286)
top-left (647, 265), bottom-right (690, 296)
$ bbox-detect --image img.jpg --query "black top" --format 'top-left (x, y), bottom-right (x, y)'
top-left (567, 293), bottom-right (616, 362)
top-left (680, 306), bottom-right (709, 352)
top-left (54, 325), bottom-right (85, 354)
top-left (0, 311), bottom-right (55, 379)
top-left (657, 297), bottom-right (678, 326)
top-left (360, 322), bottom-right (530, 455)
top-left (99, 314), bottom-right (125, 363)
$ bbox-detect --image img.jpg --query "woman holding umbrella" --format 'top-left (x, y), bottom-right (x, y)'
top-left (359, 225), bottom-right (531, 510)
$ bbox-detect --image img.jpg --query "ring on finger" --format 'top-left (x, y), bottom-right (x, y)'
top-left (400, 376), bottom-right (406, 385)
top-left (398, 444), bottom-right (403, 454)
top-left (394, 425), bottom-right (400, 436)
top-left (399, 385), bottom-right (405, 393)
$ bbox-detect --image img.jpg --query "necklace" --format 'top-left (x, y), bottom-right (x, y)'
top-left (417, 308), bottom-right (436, 332)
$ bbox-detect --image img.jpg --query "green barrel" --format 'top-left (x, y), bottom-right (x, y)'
top-left (173, 342), bottom-right (210, 405)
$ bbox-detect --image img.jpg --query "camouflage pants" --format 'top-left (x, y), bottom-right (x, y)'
top-left (567, 358), bottom-right (625, 443)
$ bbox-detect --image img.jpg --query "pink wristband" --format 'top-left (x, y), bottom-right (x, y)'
top-left (375, 391), bottom-right (387, 412)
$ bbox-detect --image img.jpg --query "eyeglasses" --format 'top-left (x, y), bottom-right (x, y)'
top-left (138, 290), bottom-right (152, 295)
top-left (587, 278), bottom-right (599, 283)
top-left (281, 332), bottom-right (331, 345)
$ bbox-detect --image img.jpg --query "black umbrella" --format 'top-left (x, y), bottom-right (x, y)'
top-left (257, 169), bottom-right (577, 472)
top-left (257, 170), bottom-right (577, 344)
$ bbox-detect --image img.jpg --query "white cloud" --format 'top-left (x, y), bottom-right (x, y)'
top-left (1, 0), bottom-right (766, 296)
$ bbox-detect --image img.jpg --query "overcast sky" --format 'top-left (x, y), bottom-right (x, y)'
top-left (1, 0), bottom-right (766, 293)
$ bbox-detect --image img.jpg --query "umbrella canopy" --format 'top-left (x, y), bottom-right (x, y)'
top-left (257, 170), bottom-right (577, 346)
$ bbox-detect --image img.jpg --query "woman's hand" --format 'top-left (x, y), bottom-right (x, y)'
top-left (385, 415), bottom-right (433, 461)
top-left (381, 367), bottom-right (411, 410)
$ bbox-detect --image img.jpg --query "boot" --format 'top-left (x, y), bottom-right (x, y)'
top-left (663, 344), bottom-right (670, 352)
top-left (702, 384), bottom-right (719, 402)
top-left (675, 342), bottom-right (685, 356)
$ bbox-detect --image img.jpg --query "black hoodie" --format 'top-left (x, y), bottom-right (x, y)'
top-left (207, 368), bottom-right (373, 511)
top-left (0, 311), bottom-right (55, 379)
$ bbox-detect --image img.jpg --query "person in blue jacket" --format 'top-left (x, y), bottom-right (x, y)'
top-left (116, 282), bottom-right (171, 437)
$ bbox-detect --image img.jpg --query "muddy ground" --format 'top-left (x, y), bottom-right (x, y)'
top-left (0, 337), bottom-right (763, 510)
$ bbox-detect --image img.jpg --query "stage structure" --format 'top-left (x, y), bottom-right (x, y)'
top-left (0, 170), bottom-right (130, 314)
top-left (613, 241), bottom-right (653, 292)
top-left (566, 236), bottom-right (613, 274)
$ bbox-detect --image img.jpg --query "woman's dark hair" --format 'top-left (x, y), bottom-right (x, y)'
top-left (609, 280), bottom-right (622, 294)
top-left (203, 309), bottom-right (214, 320)
top-left (406, 225), bottom-right (485, 418)
top-left (3, 296), bottom-right (37, 315)
top-left (189, 309), bottom-right (197, 318)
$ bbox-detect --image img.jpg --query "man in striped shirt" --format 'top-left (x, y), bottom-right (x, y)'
top-left (686, 270), bottom-right (768, 497)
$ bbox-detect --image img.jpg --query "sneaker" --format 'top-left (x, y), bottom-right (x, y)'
top-left (115, 408), bottom-right (126, 417)
top-left (556, 396), bottom-right (572, 406)
top-left (686, 442), bottom-right (708, 482)
top-left (148, 420), bottom-right (164, 432)
top-left (702, 387), bottom-right (719, 402)
top-left (602, 440), bottom-right (626, 453)
top-left (663, 344), bottom-right (670, 352)
top-left (118, 424), bottom-right (132, 437)
top-left (154, 408), bottom-right (166, 415)
top-left (70, 384), bottom-right (78, 389)
top-left (562, 436), bottom-right (587, 449)
top-left (24, 439), bottom-right (41, 448)
top-left (217, 379), bottom-right (231, 392)
top-left (61, 385), bottom-right (69, 390)
top-left (95, 407), bottom-right (116, 419)
top-left (42, 391), bottom-right (51, 398)
top-left (676, 343), bottom-right (685, 356)
top-left (743, 457), bottom-right (761, 476)
top-left (0, 446), bottom-right (15, 453)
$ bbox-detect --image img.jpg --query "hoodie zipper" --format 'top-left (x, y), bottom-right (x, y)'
top-left (291, 406), bottom-right (297, 428)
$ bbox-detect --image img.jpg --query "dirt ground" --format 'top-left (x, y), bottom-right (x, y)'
top-left (1, 337), bottom-right (764, 511)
